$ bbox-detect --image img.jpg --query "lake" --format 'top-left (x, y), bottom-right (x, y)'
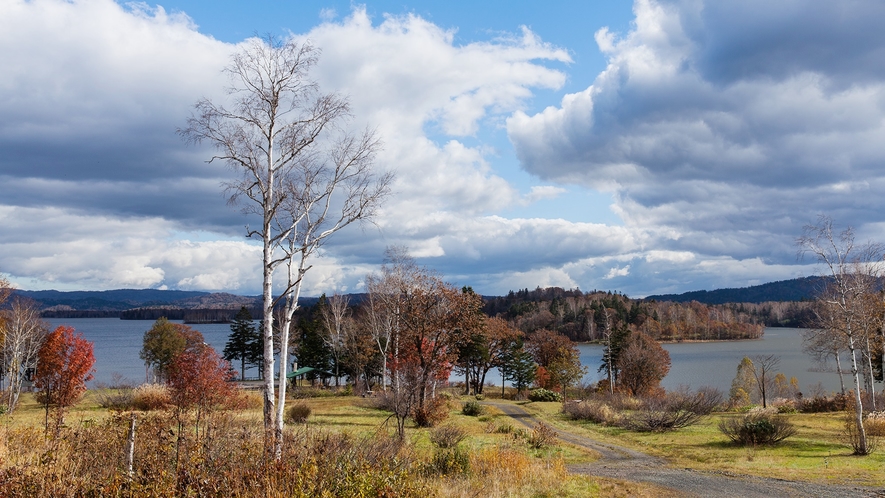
top-left (47, 318), bottom-right (862, 394)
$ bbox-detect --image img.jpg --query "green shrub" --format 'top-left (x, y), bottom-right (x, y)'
top-left (427, 447), bottom-right (470, 476)
top-left (528, 388), bottom-right (562, 402)
top-left (462, 400), bottom-right (484, 416)
top-left (286, 402), bottom-right (311, 423)
top-left (718, 412), bottom-right (796, 445)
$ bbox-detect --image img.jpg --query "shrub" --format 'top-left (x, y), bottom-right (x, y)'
top-left (866, 412), bottom-right (885, 437)
top-left (430, 424), bottom-right (467, 448)
top-left (718, 412), bottom-right (796, 445)
top-left (131, 383), bottom-right (171, 410)
top-left (412, 397), bottom-right (449, 427)
top-left (527, 422), bottom-right (557, 449)
top-left (427, 447), bottom-right (470, 476)
top-left (799, 393), bottom-right (851, 413)
top-left (624, 387), bottom-right (723, 432)
top-left (286, 402), bottom-right (311, 423)
top-left (94, 388), bottom-right (135, 410)
top-left (562, 400), bottom-right (620, 425)
top-left (462, 400), bottom-right (484, 417)
top-left (484, 420), bottom-right (516, 434)
top-left (528, 388), bottom-right (562, 402)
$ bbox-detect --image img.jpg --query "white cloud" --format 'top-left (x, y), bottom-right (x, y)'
top-left (507, 0), bottom-right (885, 280)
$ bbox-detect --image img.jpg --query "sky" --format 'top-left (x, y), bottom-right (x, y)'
top-left (2, 0), bottom-right (885, 298)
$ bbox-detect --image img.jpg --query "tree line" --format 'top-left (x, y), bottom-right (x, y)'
top-left (484, 287), bottom-right (766, 342)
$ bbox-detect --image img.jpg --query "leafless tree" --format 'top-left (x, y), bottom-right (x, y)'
top-left (1, 298), bottom-right (49, 412)
top-left (320, 293), bottom-right (350, 387)
top-left (364, 247), bottom-right (422, 392)
top-left (180, 36), bottom-right (392, 458)
top-left (803, 323), bottom-right (847, 394)
top-left (750, 354), bottom-right (780, 409)
top-left (798, 215), bottom-right (884, 454)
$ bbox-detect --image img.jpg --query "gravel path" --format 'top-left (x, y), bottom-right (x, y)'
top-left (487, 402), bottom-right (884, 498)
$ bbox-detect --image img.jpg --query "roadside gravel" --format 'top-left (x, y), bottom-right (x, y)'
top-left (487, 402), bottom-right (884, 498)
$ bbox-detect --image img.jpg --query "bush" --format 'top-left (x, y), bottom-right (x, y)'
top-left (487, 421), bottom-right (515, 434)
top-left (800, 393), bottom-right (851, 413)
top-left (430, 424), bottom-right (467, 448)
top-left (286, 402), bottom-right (311, 423)
top-left (867, 412), bottom-right (885, 437)
top-left (462, 400), bottom-right (484, 417)
top-left (562, 400), bottom-right (620, 425)
top-left (528, 388), bottom-right (562, 402)
top-left (527, 422), bottom-right (557, 449)
top-left (131, 383), bottom-right (171, 411)
top-left (427, 447), bottom-right (470, 476)
top-left (412, 396), bottom-right (449, 427)
top-left (624, 387), bottom-right (723, 432)
top-left (94, 388), bottom-right (135, 410)
top-left (718, 412), bottom-right (797, 445)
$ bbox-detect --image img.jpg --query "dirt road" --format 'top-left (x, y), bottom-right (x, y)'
top-left (488, 402), bottom-right (884, 498)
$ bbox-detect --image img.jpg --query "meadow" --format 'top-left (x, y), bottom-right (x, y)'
top-left (1, 386), bottom-right (882, 496)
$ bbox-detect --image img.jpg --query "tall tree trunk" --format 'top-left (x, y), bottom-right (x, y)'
top-left (835, 351), bottom-right (846, 394)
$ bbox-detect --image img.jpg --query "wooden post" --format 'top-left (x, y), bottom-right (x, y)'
top-left (125, 413), bottom-right (137, 477)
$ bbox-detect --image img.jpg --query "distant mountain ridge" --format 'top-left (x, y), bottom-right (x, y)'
top-left (11, 276), bottom-right (832, 318)
top-left (9, 288), bottom-right (318, 321)
top-left (645, 276), bottom-right (828, 304)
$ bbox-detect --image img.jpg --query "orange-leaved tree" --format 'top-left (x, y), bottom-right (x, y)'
top-left (167, 344), bottom-right (238, 440)
top-left (35, 325), bottom-right (95, 431)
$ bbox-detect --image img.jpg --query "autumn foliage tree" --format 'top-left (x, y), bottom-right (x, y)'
top-left (167, 345), bottom-right (238, 437)
top-left (616, 331), bottom-right (671, 396)
top-left (140, 318), bottom-right (206, 383)
top-left (34, 325), bottom-right (95, 431)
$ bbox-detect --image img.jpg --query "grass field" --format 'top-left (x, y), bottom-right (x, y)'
top-left (3, 388), bottom-right (883, 495)
top-left (520, 399), bottom-right (885, 487)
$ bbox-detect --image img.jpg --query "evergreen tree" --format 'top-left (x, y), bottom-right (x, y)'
top-left (295, 299), bottom-right (333, 384)
top-left (223, 306), bottom-right (259, 381)
top-left (500, 338), bottom-right (536, 397)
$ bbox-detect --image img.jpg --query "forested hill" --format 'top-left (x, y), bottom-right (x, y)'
top-left (645, 276), bottom-right (828, 304)
top-left (14, 289), bottom-right (211, 311)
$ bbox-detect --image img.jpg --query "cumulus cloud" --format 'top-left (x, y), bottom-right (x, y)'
top-left (0, 1), bottom-right (581, 295)
top-left (508, 0), bottom-right (885, 269)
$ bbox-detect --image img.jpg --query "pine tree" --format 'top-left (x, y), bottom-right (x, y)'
top-left (223, 307), bottom-right (259, 381)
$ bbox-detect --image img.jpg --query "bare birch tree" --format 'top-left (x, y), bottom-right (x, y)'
top-left (320, 293), bottom-right (350, 386)
top-left (180, 36), bottom-right (392, 457)
top-left (1, 298), bottom-right (49, 412)
top-left (798, 216), bottom-right (883, 455)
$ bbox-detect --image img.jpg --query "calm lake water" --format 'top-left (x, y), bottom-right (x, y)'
top-left (48, 318), bottom-right (862, 394)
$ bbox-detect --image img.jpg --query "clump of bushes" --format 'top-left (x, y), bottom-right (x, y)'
top-left (95, 387), bottom-right (135, 410)
top-left (430, 424), bottom-right (467, 449)
top-left (412, 396), bottom-right (450, 427)
top-left (562, 400), bottom-right (620, 425)
top-left (286, 401), bottom-right (311, 423)
top-left (866, 411), bottom-right (885, 437)
top-left (527, 422), bottom-right (557, 449)
top-left (624, 387), bottom-right (723, 432)
top-left (718, 410), bottom-right (797, 445)
top-left (528, 388), bottom-right (562, 402)
top-left (799, 393), bottom-right (851, 413)
top-left (462, 400), bottom-right (484, 417)
top-left (131, 383), bottom-right (171, 411)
